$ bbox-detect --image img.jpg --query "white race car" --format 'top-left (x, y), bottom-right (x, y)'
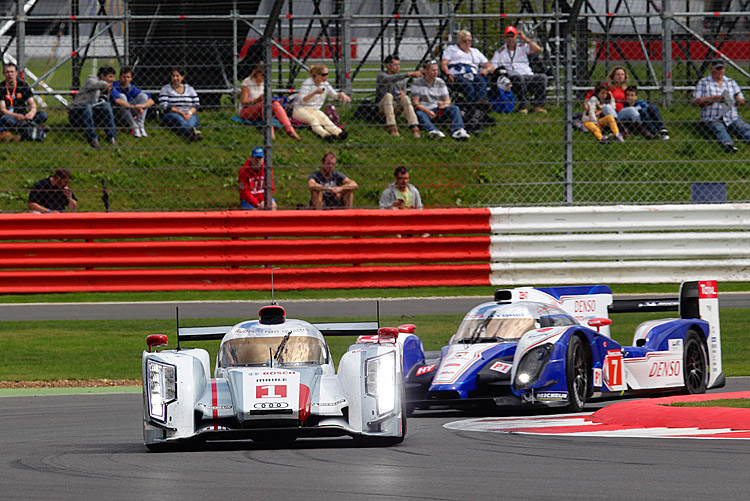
top-left (142, 305), bottom-right (406, 450)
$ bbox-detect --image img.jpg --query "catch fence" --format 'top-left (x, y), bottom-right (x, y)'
top-left (1, 0), bottom-right (750, 212)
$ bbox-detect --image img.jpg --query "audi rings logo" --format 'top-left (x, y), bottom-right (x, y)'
top-left (254, 401), bottom-right (289, 409)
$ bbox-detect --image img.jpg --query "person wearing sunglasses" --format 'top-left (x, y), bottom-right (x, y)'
top-left (440, 30), bottom-right (494, 122)
top-left (491, 26), bottom-right (548, 115)
top-left (293, 65), bottom-right (351, 141)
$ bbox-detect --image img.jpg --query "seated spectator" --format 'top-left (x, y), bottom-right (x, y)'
top-left (583, 84), bottom-right (624, 144)
top-left (68, 66), bottom-right (117, 148)
top-left (0, 62), bottom-right (48, 140)
top-left (440, 30), bottom-right (494, 122)
top-left (240, 64), bottom-right (300, 140)
top-left (239, 147), bottom-right (276, 210)
top-left (622, 86), bottom-right (670, 140)
top-left (693, 59), bottom-right (750, 153)
top-left (376, 55), bottom-right (422, 138)
top-left (28, 168), bottom-right (77, 213)
top-left (159, 67), bottom-right (202, 141)
top-left (491, 26), bottom-right (547, 114)
top-left (379, 165), bottom-right (423, 210)
top-left (293, 65), bottom-right (351, 141)
top-left (111, 66), bottom-right (154, 138)
top-left (412, 60), bottom-right (470, 140)
top-left (307, 151), bottom-right (358, 209)
top-left (602, 66), bottom-right (638, 122)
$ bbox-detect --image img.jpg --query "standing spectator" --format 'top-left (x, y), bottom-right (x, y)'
top-left (239, 146), bottom-right (276, 210)
top-left (69, 66), bottom-right (117, 148)
top-left (379, 166), bottom-right (423, 210)
top-left (307, 151), bottom-right (358, 209)
top-left (111, 66), bottom-right (154, 138)
top-left (440, 29), bottom-right (494, 120)
top-left (491, 26), bottom-right (548, 114)
top-left (622, 86), bottom-right (669, 140)
top-left (412, 60), bottom-right (471, 140)
top-left (28, 168), bottom-right (77, 213)
top-left (0, 62), bottom-right (48, 140)
top-left (239, 64), bottom-right (300, 140)
top-left (376, 55), bottom-right (422, 138)
top-left (693, 59), bottom-right (750, 153)
top-left (159, 67), bottom-right (202, 141)
top-left (293, 65), bottom-right (351, 141)
top-left (583, 84), bottom-right (624, 143)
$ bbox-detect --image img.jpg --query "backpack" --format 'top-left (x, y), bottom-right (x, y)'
top-left (19, 121), bottom-right (45, 142)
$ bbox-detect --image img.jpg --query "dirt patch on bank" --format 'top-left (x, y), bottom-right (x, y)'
top-left (0, 379), bottom-right (141, 389)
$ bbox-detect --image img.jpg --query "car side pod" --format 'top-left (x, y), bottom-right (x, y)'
top-left (146, 334), bottom-right (169, 352)
top-left (587, 318), bottom-right (613, 333)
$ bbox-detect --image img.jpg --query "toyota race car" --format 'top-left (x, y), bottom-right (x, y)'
top-left (142, 305), bottom-right (406, 450)
top-left (402, 280), bottom-right (723, 413)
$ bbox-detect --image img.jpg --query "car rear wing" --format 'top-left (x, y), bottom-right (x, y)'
top-left (175, 322), bottom-right (380, 347)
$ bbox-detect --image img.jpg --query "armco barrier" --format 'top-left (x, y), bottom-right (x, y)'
top-left (1, 204), bottom-right (749, 293)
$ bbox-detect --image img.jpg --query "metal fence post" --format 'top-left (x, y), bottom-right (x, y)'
top-left (15, 0), bottom-right (25, 73)
top-left (340, 0), bottom-right (353, 94)
top-left (661, 0), bottom-right (673, 107)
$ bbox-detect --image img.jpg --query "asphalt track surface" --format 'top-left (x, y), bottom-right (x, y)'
top-left (1, 378), bottom-right (750, 500)
top-left (2, 291), bottom-right (749, 321)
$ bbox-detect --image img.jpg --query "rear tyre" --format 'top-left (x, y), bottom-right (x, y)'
top-left (683, 331), bottom-right (708, 394)
top-left (565, 335), bottom-right (590, 412)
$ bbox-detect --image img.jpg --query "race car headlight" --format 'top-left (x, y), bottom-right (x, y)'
top-left (365, 352), bottom-right (396, 416)
top-left (146, 360), bottom-right (177, 424)
top-left (514, 344), bottom-right (553, 390)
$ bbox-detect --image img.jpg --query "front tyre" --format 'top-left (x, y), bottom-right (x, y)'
top-left (683, 331), bottom-right (708, 394)
top-left (566, 336), bottom-right (590, 412)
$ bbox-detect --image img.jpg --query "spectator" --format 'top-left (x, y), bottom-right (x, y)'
top-left (293, 65), bottom-right (351, 141)
top-left (308, 151), bottom-right (358, 209)
top-left (0, 62), bottom-right (48, 140)
top-left (111, 66), bottom-right (154, 138)
top-left (601, 66), bottom-right (638, 121)
top-left (379, 165), bottom-right (423, 210)
top-left (28, 168), bottom-right (77, 213)
top-left (239, 64), bottom-right (300, 140)
top-left (412, 60), bottom-right (471, 140)
top-left (583, 84), bottom-right (624, 144)
top-left (159, 67), bottom-right (202, 141)
top-left (69, 66), bottom-right (117, 149)
top-left (376, 55), bottom-right (422, 138)
top-left (440, 29), bottom-right (494, 121)
top-left (693, 59), bottom-right (750, 153)
top-left (490, 26), bottom-right (547, 114)
top-left (239, 146), bottom-right (276, 210)
top-left (622, 86), bottom-right (670, 140)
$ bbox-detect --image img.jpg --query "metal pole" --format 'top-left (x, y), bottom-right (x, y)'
top-left (564, 32), bottom-right (573, 206)
top-left (340, 0), bottom-right (352, 94)
top-left (16, 0), bottom-right (26, 73)
top-left (661, 0), bottom-right (673, 106)
top-left (232, 0), bottom-right (238, 110)
top-left (263, 0), bottom-right (286, 210)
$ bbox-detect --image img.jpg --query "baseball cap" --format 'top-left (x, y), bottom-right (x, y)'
top-left (710, 59), bottom-right (725, 69)
top-left (504, 26), bottom-right (518, 35)
top-left (251, 147), bottom-right (264, 158)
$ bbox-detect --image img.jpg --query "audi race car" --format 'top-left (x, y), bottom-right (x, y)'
top-left (142, 305), bottom-right (406, 450)
top-left (403, 280), bottom-right (723, 413)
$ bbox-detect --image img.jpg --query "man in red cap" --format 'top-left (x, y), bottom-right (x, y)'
top-left (491, 26), bottom-right (548, 114)
top-left (239, 146), bottom-right (276, 209)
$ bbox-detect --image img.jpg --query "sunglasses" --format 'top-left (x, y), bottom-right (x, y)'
top-left (320, 72), bottom-right (329, 76)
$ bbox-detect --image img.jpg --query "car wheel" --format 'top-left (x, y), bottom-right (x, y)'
top-left (683, 331), bottom-right (708, 394)
top-left (566, 335), bottom-right (589, 412)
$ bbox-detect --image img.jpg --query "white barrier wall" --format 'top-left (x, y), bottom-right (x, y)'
top-left (488, 204), bottom-right (750, 285)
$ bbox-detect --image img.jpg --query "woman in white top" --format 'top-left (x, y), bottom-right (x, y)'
top-left (292, 65), bottom-right (351, 140)
top-left (159, 67), bottom-right (202, 141)
top-left (440, 30), bottom-right (493, 106)
top-left (239, 65), bottom-right (300, 140)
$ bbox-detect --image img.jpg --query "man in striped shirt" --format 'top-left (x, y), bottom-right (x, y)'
top-left (693, 59), bottom-right (750, 153)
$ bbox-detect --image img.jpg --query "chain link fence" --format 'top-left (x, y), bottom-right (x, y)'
top-left (1, 0), bottom-right (749, 212)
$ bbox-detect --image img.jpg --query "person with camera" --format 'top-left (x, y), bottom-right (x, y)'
top-left (693, 59), bottom-right (750, 153)
top-left (28, 168), bottom-right (78, 213)
top-left (490, 26), bottom-right (547, 115)
top-left (0, 63), bottom-right (48, 141)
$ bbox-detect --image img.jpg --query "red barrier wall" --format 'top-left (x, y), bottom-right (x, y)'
top-left (0, 209), bottom-right (492, 293)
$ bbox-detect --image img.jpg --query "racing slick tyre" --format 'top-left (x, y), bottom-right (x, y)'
top-left (683, 331), bottom-right (708, 394)
top-left (565, 335), bottom-right (590, 413)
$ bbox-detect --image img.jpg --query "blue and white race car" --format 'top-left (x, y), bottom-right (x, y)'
top-left (142, 305), bottom-right (407, 450)
top-left (403, 280), bottom-right (723, 413)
